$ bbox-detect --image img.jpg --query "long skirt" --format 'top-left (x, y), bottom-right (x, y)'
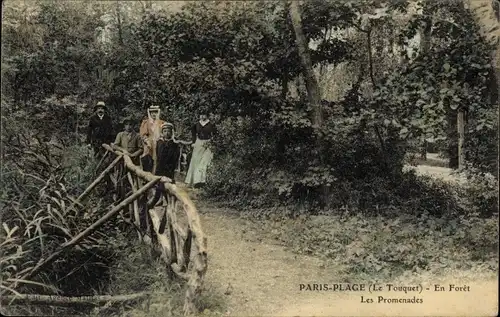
top-left (185, 138), bottom-right (213, 186)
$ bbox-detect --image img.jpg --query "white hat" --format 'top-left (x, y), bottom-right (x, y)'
top-left (161, 122), bottom-right (174, 130)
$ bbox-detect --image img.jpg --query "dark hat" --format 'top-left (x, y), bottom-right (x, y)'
top-left (197, 105), bottom-right (211, 117)
top-left (93, 101), bottom-right (106, 112)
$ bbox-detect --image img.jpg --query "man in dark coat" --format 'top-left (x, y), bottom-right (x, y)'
top-left (86, 101), bottom-right (113, 157)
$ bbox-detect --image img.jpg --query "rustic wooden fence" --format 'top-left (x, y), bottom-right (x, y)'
top-left (4, 143), bottom-right (208, 316)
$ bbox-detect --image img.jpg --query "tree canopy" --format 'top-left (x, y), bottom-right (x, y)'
top-left (2, 0), bottom-right (497, 209)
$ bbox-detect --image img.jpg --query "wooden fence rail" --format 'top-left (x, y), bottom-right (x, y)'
top-left (5, 143), bottom-right (208, 316)
top-left (101, 144), bottom-right (208, 315)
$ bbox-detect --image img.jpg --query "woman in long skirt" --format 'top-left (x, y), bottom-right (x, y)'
top-left (185, 113), bottom-right (215, 188)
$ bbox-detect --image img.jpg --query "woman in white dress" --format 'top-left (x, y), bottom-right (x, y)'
top-left (185, 113), bottom-right (215, 188)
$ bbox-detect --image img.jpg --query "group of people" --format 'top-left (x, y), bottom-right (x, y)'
top-left (86, 101), bottom-right (215, 188)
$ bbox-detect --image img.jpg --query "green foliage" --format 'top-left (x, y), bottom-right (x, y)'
top-left (204, 101), bottom-right (408, 210)
top-left (371, 0), bottom-right (497, 173)
top-left (2, 3), bottom-right (106, 104)
top-left (186, 0), bottom-right (497, 217)
top-left (4, 0), bottom-right (495, 211)
top-left (107, 1), bottom-right (354, 130)
top-left (111, 0), bottom-right (413, 212)
top-left (460, 167), bottom-right (499, 217)
top-left (464, 110), bottom-right (498, 174)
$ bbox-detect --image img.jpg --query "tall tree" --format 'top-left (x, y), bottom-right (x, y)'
top-left (288, 1), bottom-right (333, 206)
top-left (288, 1), bottom-right (323, 127)
top-left (468, 0), bottom-right (499, 108)
top-left (466, 0), bottom-right (499, 171)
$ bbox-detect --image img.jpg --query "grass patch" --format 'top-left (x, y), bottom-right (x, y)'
top-left (87, 237), bottom-right (226, 317)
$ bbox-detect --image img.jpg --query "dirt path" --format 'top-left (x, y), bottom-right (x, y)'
top-left (403, 164), bottom-right (467, 184)
top-left (198, 205), bottom-right (498, 317)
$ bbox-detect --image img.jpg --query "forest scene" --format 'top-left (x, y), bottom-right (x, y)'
top-left (1, 0), bottom-right (499, 316)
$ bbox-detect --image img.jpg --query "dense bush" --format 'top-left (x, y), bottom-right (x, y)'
top-left (0, 150), bottom-right (127, 295)
top-left (204, 97), bottom-right (408, 209)
top-left (461, 167), bottom-right (499, 217)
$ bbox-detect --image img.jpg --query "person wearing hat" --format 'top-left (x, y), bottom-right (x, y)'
top-left (112, 118), bottom-right (143, 165)
top-left (147, 122), bottom-right (181, 208)
top-left (139, 105), bottom-right (165, 173)
top-left (86, 101), bottom-right (113, 157)
top-left (155, 122), bottom-right (180, 181)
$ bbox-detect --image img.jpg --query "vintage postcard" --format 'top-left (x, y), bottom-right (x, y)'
top-left (1, 0), bottom-right (498, 316)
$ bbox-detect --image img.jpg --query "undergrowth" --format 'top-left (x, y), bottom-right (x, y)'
top-left (1, 141), bottom-right (128, 316)
top-left (204, 167), bottom-right (497, 218)
top-left (252, 210), bottom-right (498, 282)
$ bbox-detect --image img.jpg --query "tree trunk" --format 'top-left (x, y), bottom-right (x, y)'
top-left (493, 0), bottom-right (500, 108)
top-left (419, 19), bottom-right (432, 54)
top-left (366, 29), bottom-right (376, 87)
top-left (281, 73), bottom-right (289, 99)
top-left (457, 108), bottom-right (466, 169)
top-left (281, 4), bottom-right (290, 101)
top-left (1, 293), bottom-right (151, 307)
top-left (494, 5), bottom-right (500, 179)
top-left (365, 25), bottom-right (391, 174)
top-left (115, 1), bottom-right (123, 46)
top-left (288, 1), bottom-right (329, 206)
top-left (419, 19), bottom-right (432, 160)
top-left (447, 112), bottom-right (459, 168)
top-left (288, 1), bottom-right (322, 126)
top-left (296, 75), bottom-right (308, 103)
